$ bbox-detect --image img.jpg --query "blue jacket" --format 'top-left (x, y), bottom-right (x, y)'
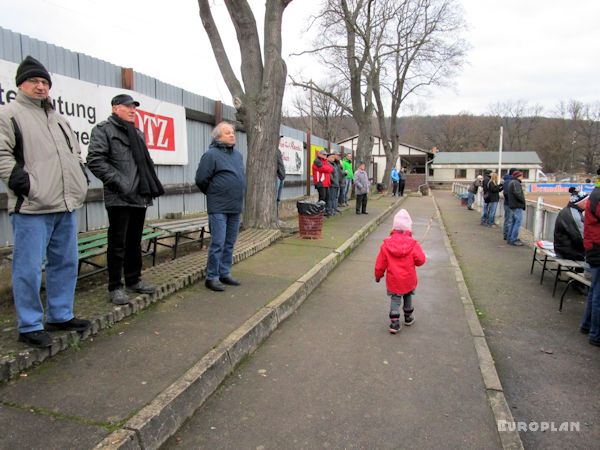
top-left (502, 173), bottom-right (512, 204)
top-left (195, 140), bottom-right (246, 214)
top-left (391, 168), bottom-right (400, 182)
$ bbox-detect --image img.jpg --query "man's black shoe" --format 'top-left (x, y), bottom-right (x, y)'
top-left (205, 279), bottom-right (226, 291)
top-left (46, 318), bottom-right (91, 333)
top-left (219, 276), bottom-right (241, 286)
top-left (362, 211), bottom-right (369, 215)
top-left (18, 330), bottom-right (52, 348)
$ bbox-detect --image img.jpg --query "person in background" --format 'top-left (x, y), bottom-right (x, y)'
top-left (399, 167), bottom-right (407, 197)
top-left (0, 56), bottom-right (90, 347)
top-left (581, 168), bottom-right (600, 347)
top-left (502, 168), bottom-right (517, 240)
top-left (327, 152), bottom-right (342, 216)
top-left (480, 170), bottom-right (492, 224)
top-left (506, 170), bottom-right (526, 246)
top-left (276, 137), bottom-right (286, 224)
top-left (554, 189), bottom-right (587, 261)
top-left (391, 166), bottom-right (400, 196)
top-left (195, 122), bottom-right (246, 292)
top-left (88, 94), bottom-right (164, 305)
top-left (481, 172), bottom-right (502, 227)
top-left (312, 149), bottom-right (333, 209)
top-left (354, 161), bottom-right (370, 214)
top-left (342, 152), bottom-right (354, 205)
top-left (467, 175), bottom-right (483, 210)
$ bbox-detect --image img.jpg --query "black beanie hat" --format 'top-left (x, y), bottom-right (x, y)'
top-left (15, 56), bottom-right (52, 88)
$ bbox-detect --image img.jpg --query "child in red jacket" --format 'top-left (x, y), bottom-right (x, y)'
top-left (375, 209), bottom-right (426, 334)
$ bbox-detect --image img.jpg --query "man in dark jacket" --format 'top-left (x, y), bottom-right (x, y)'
top-left (88, 94), bottom-right (164, 304)
top-left (502, 168), bottom-right (516, 240)
top-left (195, 122), bottom-right (246, 292)
top-left (276, 137), bottom-right (286, 223)
top-left (327, 152), bottom-right (343, 216)
top-left (480, 170), bottom-right (492, 224)
top-left (506, 170), bottom-right (526, 246)
top-left (554, 191), bottom-right (587, 260)
top-left (582, 171), bottom-right (600, 347)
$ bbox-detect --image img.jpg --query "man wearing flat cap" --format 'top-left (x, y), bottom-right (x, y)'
top-left (88, 94), bottom-right (164, 305)
top-left (0, 55), bottom-right (90, 348)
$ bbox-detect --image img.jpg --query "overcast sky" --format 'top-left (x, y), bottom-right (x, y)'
top-left (1, 0), bottom-right (599, 116)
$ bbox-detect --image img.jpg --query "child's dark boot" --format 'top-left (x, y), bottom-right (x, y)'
top-left (404, 308), bottom-right (415, 326)
top-left (389, 313), bottom-right (401, 334)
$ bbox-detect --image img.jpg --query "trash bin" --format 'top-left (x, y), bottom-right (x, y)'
top-left (297, 200), bottom-right (325, 239)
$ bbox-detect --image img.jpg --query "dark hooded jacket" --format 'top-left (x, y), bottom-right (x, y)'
top-left (554, 201), bottom-right (585, 261)
top-left (195, 139), bottom-right (246, 214)
top-left (507, 177), bottom-right (526, 209)
top-left (374, 230), bottom-right (426, 295)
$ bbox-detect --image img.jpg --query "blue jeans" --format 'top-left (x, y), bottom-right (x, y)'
top-left (390, 292), bottom-right (414, 317)
top-left (207, 213), bottom-right (240, 281)
top-left (581, 266), bottom-right (600, 343)
top-left (10, 212), bottom-right (78, 333)
top-left (508, 208), bottom-right (523, 243)
top-left (483, 202), bottom-right (498, 226)
top-left (344, 178), bottom-right (352, 203)
top-left (467, 192), bottom-right (475, 208)
top-left (327, 186), bottom-right (339, 214)
top-left (338, 182), bottom-right (346, 204)
top-left (503, 203), bottom-right (513, 239)
top-left (276, 179), bottom-right (284, 202)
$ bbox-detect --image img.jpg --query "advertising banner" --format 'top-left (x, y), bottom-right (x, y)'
top-left (278, 136), bottom-right (304, 175)
top-left (527, 183), bottom-right (594, 194)
top-left (0, 59), bottom-right (188, 165)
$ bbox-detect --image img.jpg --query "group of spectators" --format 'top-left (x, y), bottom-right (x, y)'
top-left (466, 168), bottom-right (527, 246)
top-left (312, 150), bottom-right (371, 215)
top-left (465, 166), bottom-right (600, 347)
top-left (0, 56), bottom-right (247, 348)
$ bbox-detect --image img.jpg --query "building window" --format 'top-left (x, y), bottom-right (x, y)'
top-left (521, 169), bottom-right (529, 179)
top-left (455, 169), bottom-right (467, 179)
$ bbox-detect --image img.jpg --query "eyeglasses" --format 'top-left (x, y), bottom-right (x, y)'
top-left (26, 78), bottom-right (50, 87)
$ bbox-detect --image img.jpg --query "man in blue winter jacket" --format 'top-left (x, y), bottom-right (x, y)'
top-left (502, 168), bottom-right (516, 240)
top-left (195, 122), bottom-right (246, 292)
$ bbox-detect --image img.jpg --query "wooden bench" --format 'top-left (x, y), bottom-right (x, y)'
top-left (152, 217), bottom-right (210, 259)
top-left (530, 245), bottom-right (585, 296)
top-left (77, 227), bottom-right (163, 279)
top-left (559, 271), bottom-right (591, 312)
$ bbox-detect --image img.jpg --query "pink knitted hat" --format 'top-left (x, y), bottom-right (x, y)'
top-left (393, 209), bottom-right (412, 231)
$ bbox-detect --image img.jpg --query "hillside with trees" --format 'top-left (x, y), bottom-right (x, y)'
top-left (283, 99), bottom-right (600, 174)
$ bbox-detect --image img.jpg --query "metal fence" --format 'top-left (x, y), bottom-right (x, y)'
top-left (452, 183), bottom-right (561, 241)
top-left (0, 27), bottom-right (340, 247)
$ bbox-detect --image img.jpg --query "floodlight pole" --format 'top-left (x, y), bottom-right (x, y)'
top-left (498, 126), bottom-right (503, 177)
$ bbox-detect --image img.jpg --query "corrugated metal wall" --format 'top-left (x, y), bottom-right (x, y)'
top-left (0, 27), bottom-right (339, 246)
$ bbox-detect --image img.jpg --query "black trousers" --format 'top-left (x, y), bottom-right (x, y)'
top-left (356, 194), bottom-right (368, 213)
top-left (399, 181), bottom-right (406, 196)
top-left (106, 206), bottom-right (147, 291)
top-left (392, 181), bottom-right (399, 195)
top-left (316, 186), bottom-right (328, 203)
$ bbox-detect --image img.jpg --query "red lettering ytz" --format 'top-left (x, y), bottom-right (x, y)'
top-left (135, 110), bottom-right (176, 151)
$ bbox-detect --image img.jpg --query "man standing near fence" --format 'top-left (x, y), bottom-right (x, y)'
top-left (506, 170), bottom-right (525, 246)
top-left (0, 56), bottom-right (90, 347)
top-left (502, 168), bottom-right (516, 240)
top-left (88, 94), bottom-right (164, 305)
top-left (195, 122), bottom-right (246, 292)
top-left (276, 137), bottom-right (286, 224)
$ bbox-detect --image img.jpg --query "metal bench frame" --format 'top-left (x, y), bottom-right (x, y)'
top-left (152, 217), bottom-right (210, 260)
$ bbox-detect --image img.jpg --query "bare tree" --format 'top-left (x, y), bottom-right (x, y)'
top-left (291, 82), bottom-right (350, 142)
top-left (373, 0), bottom-right (467, 187)
top-left (489, 100), bottom-right (543, 151)
top-left (198, 0), bottom-right (292, 228)
top-left (291, 0), bottom-right (378, 167)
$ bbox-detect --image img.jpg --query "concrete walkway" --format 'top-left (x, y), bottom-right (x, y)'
top-left (0, 195), bottom-right (401, 449)
top-left (435, 190), bottom-right (600, 449)
top-left (163, 196), bottom-right (506, 449)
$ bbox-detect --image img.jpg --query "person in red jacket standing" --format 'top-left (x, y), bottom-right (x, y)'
top-left (375, 209), bottom-right (426, 334)
top-left (582, 169), bottom-right (600, 347)
top-left (312, 149), bottom-right (334, 207)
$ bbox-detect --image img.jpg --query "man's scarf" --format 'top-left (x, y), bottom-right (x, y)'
top-left (112, 114), bottom-right (164, 198)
